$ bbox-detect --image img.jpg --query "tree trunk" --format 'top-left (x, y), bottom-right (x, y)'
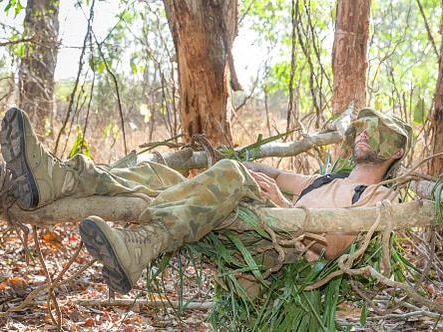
top-left (429, 9), bottom-right (443, 176)
top-left (19, 0), bottom-right (59, 138)
top-left (163, 0), bottom-right (238, 146)
top-left (4, 198), bottom-right (435, 233)
top-left (331, 0), bottom-right (371, 114)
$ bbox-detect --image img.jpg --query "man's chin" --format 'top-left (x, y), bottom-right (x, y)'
top-left (353, 152), bottom-right (381, 164)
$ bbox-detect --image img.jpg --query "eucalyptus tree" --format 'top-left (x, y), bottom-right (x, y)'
top-left (367, 0), bottom-right (440, 172)
top-left (428, 0), bottom-right (443, 176)
top-left (19, 0), bottom-right (60, 137)
top-left (332, 0), bottom-right (370, 114)
top-left (368, 0), bottom-right (439, 118)
top-left (163, 0), bottom-right (239, 146)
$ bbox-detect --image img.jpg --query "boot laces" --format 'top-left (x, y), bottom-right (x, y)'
top-left (119, 225), bottom-right (157, 245)
top-left (46, 146), bottom-right (64, 168)
top-left (36, 142), bottom-right (64, 177)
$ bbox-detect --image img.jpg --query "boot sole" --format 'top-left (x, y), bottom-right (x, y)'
top-left (79, 218), bottom-right (133, 294)
top-left (0, 108), bottom-right (39, 209)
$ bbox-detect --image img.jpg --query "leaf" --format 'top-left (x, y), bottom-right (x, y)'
top-left (131, 62), bottom-right (138, 74)
top-left (97, 61), bottom-right (106, 75)
top-left (14, 0), bottom-right (23, 16)
top-left (233, 130), bottom-right (295, 161)
top-left (16, 44), bottom-right (25, 58)
top-left (360, 302), bottom-right (368, 327)
top-left (69, 129), bottom-right (92, 159)
top-left (84, 318), bottom-right (95, 327)
top-left (42, 231), bottom-right (63, 250)
top-left (7, 276), bottom-right (28, 290)
top-left (224, 232), bottom-right (264, 283)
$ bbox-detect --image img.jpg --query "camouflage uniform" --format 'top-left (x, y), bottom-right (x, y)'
top-left (63, 154), bottom-right (187, 198)
top-left (70, 156), bottom-right (268, 251)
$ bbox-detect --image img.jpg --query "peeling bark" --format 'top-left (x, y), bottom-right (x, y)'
top-left (163, 0), bottom-right (238, 146)
top-left (19, 0), bottom-right (59, 137)
top-left (332, 0), bottom-right (370, 114)
top-left (429, 14), bottom-right (443, 176)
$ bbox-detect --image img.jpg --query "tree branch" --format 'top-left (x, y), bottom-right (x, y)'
top-left (0, 37), bottom-right (34, 47)
top-left (138, 131), bottom-right (343, 172)
top-left (3, 198), bottom-right (435, 233)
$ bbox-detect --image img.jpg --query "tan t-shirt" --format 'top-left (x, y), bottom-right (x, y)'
top-left (289, 175), bottom-right (398, 260)
top-left (292, 176), bottom-right (398, 209)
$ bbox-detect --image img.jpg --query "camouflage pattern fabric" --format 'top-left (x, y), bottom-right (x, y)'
top-left (342, 108), bottom-right (412, 178)
top-left (137, 159), bottom-right (268, 251)
top-left (68, 156), bottom-right (273, 254)
top-left (351, 116), bottom-right (405, 160)
top-left (66, 154), bottom-right (187, 198)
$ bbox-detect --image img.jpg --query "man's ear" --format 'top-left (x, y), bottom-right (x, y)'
top-left (392, 148), bottom-right (404, 160)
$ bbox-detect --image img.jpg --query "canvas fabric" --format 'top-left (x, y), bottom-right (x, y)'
top-left (137, 159), bottom-right (268, 249)
top-left (351, 117), bottom-right (405, 160)
top-left (65, 154), bottom-right (187, 198)
top-left (65, 156), bottom-right (293, 263)
top-left (342, 108), bottom-right (412, 161)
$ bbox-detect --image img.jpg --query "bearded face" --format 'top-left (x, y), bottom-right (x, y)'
top-left (352, 130), bottom-right (381, 164)
top-left (349, 116), bottom-right (406, 165)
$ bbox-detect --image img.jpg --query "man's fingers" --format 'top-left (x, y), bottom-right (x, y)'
top-left (250, 173), bottom-right (270, 190)
top-left (249, 170), bottom-right (274, 184)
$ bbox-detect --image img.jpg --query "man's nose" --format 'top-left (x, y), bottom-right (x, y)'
top-left (358, 129), bottom-right (369, 138)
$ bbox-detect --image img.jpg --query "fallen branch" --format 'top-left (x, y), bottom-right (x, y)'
top-left (343, 265), bottom-right (443, 314)
top-left (260, 199), bottom-right (434, 234)
top-left (411, 179), bottom-right (443, 201)
top-left (3, 198), bottom-right (436, 233)
top-left (367, 310), bottom-right (442, 320)
top-left (138, 131), bottom-right (342, 172)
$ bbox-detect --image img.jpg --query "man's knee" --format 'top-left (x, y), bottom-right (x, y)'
top-left (213, 159), bottom-right (239, 169)
top-left (210, 159), bottom-right (251, 179)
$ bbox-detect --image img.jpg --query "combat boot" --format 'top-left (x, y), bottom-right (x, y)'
top-left (0, 107), bottom-right (77, 209)
top-left (79, 216), bottom-right (171, 294)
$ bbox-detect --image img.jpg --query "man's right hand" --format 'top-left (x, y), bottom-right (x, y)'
top-left (248, 170), bottom-right (293, 208)
top-left (243, 162), bottom-right (281, 179)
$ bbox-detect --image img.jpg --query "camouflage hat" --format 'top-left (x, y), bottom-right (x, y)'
top-left (343, 108), bottom-right (412, 178)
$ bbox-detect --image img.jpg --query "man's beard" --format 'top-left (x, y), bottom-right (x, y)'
top-left (353, 149), bottom-right (383, 165)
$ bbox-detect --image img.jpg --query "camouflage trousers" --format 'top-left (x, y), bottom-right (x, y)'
top-left (68, 156), bottom-right (300, 266)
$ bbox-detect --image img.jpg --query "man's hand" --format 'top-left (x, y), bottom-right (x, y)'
top-left (243, 162), bottom-right (280, 179)
top-left (249, 171), bottom-right (293, 207)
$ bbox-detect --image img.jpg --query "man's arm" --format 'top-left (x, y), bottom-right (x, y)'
top-left (243, 161), bottom-right (313, 195)
top-left (248, 171), bottom-right (293, 207)
top-left (242, 162), bottom-right (281, 179)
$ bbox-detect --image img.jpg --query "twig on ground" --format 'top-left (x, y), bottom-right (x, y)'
top-left (350, 280), bottom-right (387, 316)
top-left (75, 299), bottom-right (213, 310)
top-left (368, 310), bottom-right (442, 320)
top-left (0, 253), bottom-right (96, 319)
top-left (32, 225), bottom-right (62, 330)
